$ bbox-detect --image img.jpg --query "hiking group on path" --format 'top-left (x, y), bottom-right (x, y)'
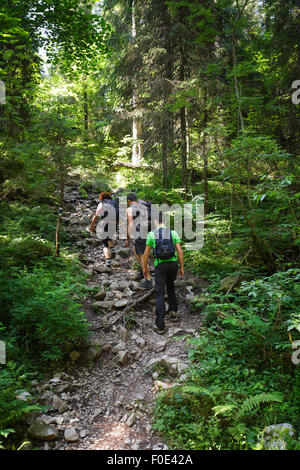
top-left (90, 191), bottom-right (185, 335)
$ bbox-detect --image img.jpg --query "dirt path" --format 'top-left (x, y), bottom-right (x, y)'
top-left (31, 186), bottom-right (207, 451)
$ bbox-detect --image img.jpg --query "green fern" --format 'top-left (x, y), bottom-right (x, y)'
top-left (237, 392), bottom-right (283, 418)
top-left (181, 385), bottom-right (217, 404)
top-left (228, 422), bottom-right (248, 440)
top-left (212, 404), bottom-right (236, 416)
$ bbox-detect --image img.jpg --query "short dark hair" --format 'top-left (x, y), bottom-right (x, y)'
top-left (127, 193), bottom-right (137, 202)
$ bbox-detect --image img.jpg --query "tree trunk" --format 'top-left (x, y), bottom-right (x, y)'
top-left (131, 0), bottom-right (142, 165)
top-left (202, 106), bottom-right (209, 218)
top-left (180, 106), bottom-right (188, 189)
top-left (132, 89), bottom-right (142, 165)
top-left (179, 19), bottom-right (188, 191)
top-left (296, 0), bottom-right (300, 76)
top-left (162, 121), bottom-right (169, 189)
top-left (55, 211), bottom-right (62, 256)
top-left (161, 12), bottom-right (173, 189)
top-left (83, 81), bottom-right (88, 135)
top-left (232, 32), bottom-right (245, 133)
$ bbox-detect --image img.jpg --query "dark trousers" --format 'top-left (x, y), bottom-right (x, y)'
top-left (154, 261), bottom-right (178, 329)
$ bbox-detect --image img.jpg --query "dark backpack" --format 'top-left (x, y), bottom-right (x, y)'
top-left (102, 198), bottom-right (119, 223)
top-left (139, 200), bottom-right (157, 231)
top-left (154, 227), bottom-right (175, 261)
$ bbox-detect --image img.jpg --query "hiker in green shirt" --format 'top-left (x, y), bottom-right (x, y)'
top-left (143, 212), bottom-right (184, 334)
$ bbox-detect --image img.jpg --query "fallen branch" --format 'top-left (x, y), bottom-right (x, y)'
top-left (104, 287), bottom-right (155, 330)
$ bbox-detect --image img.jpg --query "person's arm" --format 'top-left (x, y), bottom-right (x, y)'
top-left (90, 214), bottom-right (98, 233)
top-left (143, 245), bottom-right (151, 277)
top-left (90, 202), bottom-right (102, 233)
top-left (175, 243), bottom-right (184, 276)
top-left (125, 207), bottom-right (133, 246)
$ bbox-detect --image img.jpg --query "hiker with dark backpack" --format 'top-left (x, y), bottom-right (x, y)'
top-left (90, 192), bottom-right (119, 268)
top-left (143, 212), bottom-right (184, 334)
top-left (125, 193), bottom-right (153, 289)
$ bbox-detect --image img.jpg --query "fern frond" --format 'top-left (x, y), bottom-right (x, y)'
top-left (212, 404), bottom-right (237, 417)
top-left (181, 385), bottom-right (217, 403)
top-left (228, 422), bottom-right (248, 438)
top-left (237, 392), bottom-right (283, 418)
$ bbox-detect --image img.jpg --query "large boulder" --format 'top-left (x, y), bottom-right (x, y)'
top-left (27, 422), bottom-right (58, 441)
top-left (262, 423), bottom-right (295, 450)
top-left (218, 272), bottom-right (251, 293)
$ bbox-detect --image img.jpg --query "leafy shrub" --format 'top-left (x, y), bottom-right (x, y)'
top-left (0, 362), bottom-right (42, 448)
top-left (0, 202), bottom-right (74, 253)
top-left (153, 269), bottom-right (300, 449)
top-left (79, 173), bottom-right (110, 195)
top-left (78, 186), bottom-right (88, 199)
top-left (153, 384), bottom-right (285, 450)
top-left (0, 235), bottom-right (53, 268)
top-left (0, 264), bottom-right (90, 364)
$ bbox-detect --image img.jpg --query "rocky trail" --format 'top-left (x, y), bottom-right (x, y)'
top-left (25, 184), bottom-right (207, 451)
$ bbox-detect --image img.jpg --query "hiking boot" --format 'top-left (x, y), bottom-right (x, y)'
top-left (153, 325), bottom-right (165, 335)
top-left (105, 259), bottom-right (112, 268)
top-left (140, 279), bottom-right (153, 289)
top-left (169, 311), bottom-right (180, 322)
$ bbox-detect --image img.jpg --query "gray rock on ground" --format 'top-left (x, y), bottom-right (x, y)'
top-left (93, 300), bottom-right (114, 311)
top-left (52, 395), bottom-right (68, 413)
top-left (64, 427), bottom-right (79, 443)
top-left (115, 350), bottom-right (129, 366)
top-left (28, 422), bottom-right (59, 441)
top-left (262, 423), bottom-right (295, 450)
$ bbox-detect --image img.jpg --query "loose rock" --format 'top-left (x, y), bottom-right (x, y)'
top-left (64, 427), bottom-right (79, 443)
top-left (28, 422), bottom-right (59, 441)
top-left (115, 350), bottom-right (129, 366)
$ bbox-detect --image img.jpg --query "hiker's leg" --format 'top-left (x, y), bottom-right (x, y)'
top-left (166, 261), bottom-right (178, 313)
top-left (129, 243), bottom-right (143, 279)
top-left (135, 253), bottom-right (143, 270)
top-left (140, 253), bottom-right (151, 280)
top-left (131, 243), bottom-right (140, 265)
top-left (155, 263), bottom-right (167, 329)
top-left (135, 239), bottom-right (151, 281)
top-left (103, 246), bottom-right (111, 259)
top-left (102, 223), bottom-right (112, 263)
top-left (103, 239), bottom-right (112, 261)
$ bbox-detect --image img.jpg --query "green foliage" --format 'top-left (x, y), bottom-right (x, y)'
top-left (123, 310), bottom-right (138, 330)
top-left (78, 186), bottom-right (88, 199)
top-left (0, 235), bottom-right (53, 268)
top-left (154, 266), bottom-right (300, 449)
top-left (0, 261), bottom-right (90, 365)
top-left (0, 362), bottom-right (43, 448)
top-left (0, 202), bottom-right (73, 248)
top-left (79, 173), bottom-right (111, 195)
top-left (236, 393), bottom-right (283, 419)
top-left (153, 383), bottom-right (285, 450)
